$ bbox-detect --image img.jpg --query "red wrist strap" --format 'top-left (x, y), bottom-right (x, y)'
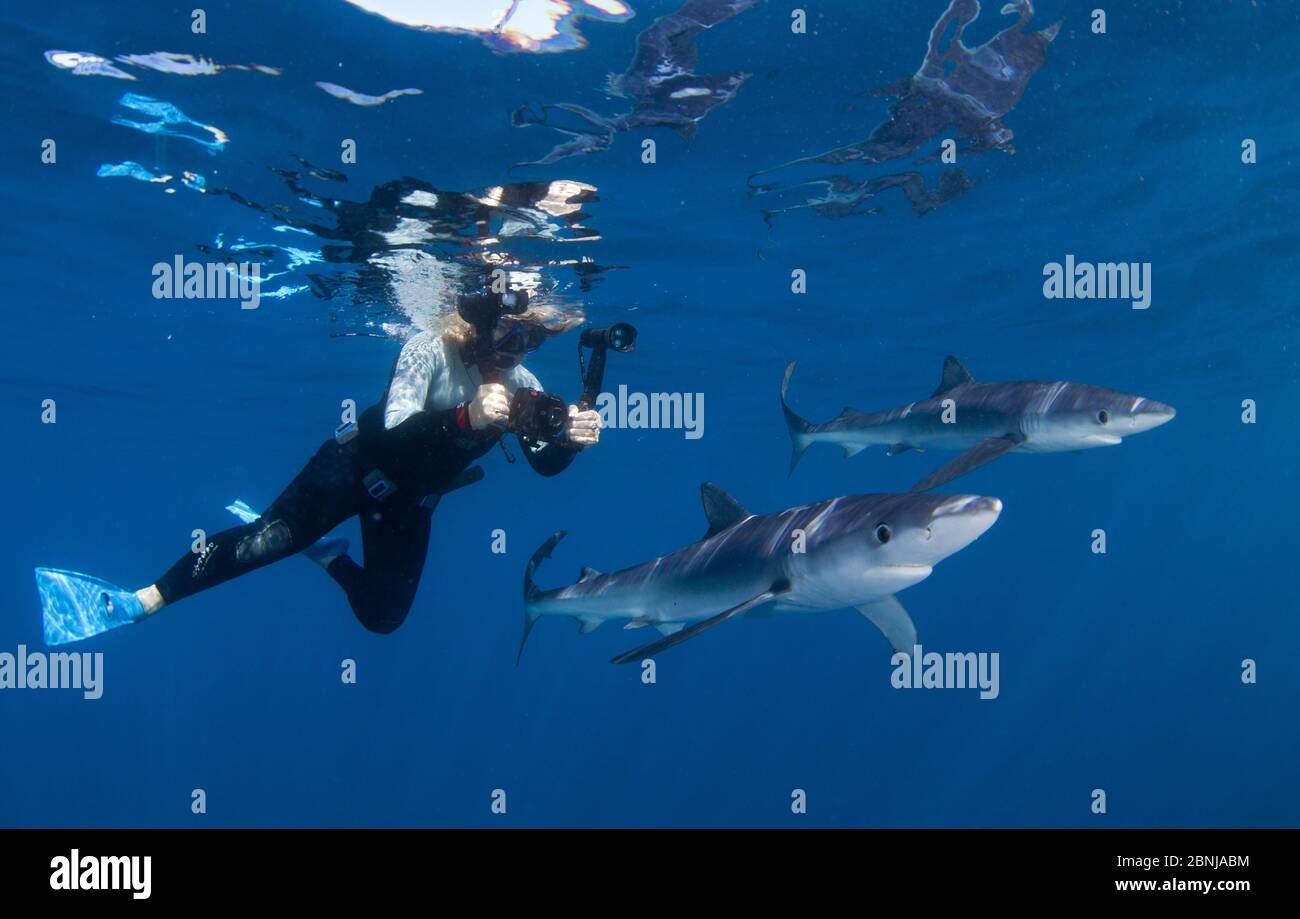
top-left (454, 402), bottom-right (471, 432)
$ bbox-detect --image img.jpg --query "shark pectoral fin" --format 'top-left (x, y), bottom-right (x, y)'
top-left (909, 433), bottom-right (1024, 493)
top-left (624, 619), bottom-right (651, 630)
top-left (887, 443), bottom-right (913, 457)
top-left (577, 616), bottom-right (603, 634)
top-left (856, 595), bottom-right (917, 654)
top-left (842, 444), bottom-right (867, 459)
top-left (610, 582), bottom-right (791, 665)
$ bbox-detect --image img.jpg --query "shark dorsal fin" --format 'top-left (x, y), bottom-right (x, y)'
top-left (931, 355), bottom-right (974, 398)
top-left (700, 482), bottom-right (749, 538)
top-left (578, 567), bottom-right (601, 582)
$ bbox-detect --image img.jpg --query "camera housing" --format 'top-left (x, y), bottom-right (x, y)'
top-left (508, 388), bottom-right (569, 442)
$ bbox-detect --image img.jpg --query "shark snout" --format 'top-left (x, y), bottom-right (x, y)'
top-left (1130, 399), bottom-right (1175, 433)
top-left (924, 495), bottom-right (1002, 558)
top-left (933, 495), bottom-right (1003, 519)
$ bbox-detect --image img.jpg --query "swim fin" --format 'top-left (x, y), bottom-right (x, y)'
top-left (225, 499), bottom-right (260, 524)
top-left (35, 568), bottom-right (147, 645)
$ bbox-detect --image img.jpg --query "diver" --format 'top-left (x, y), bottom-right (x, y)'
top-left (36, 290), bottom-right (607, 642)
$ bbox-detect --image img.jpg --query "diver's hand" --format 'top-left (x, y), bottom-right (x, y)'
top-left (468, 383), bottom-right (510, 430)
top-left (566, 405), bottom-right (601, 448)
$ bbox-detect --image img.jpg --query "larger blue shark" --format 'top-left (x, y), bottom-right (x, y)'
top-left (519, 483), bottom-right (1002, 663)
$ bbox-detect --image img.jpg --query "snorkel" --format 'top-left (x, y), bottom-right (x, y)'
top-left (457, 289), bottom-right (533, 375)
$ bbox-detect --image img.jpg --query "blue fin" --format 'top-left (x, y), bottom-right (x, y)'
top-left (225, 499), bottom-right (260, 524)
top-left (35, 568), bottom-right (146, 645)
top-left (303, 537), bottom-right (349, 565)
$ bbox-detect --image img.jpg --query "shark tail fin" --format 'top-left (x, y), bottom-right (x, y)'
top-left (781, 362), bottom-right (814, 475)
top-left (519, 530), bottom-right (566, 666)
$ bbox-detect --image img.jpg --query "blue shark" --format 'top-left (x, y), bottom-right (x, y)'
top-left (519, 483), bottom-right (1002, 663)
top-left (782, 357), bottom-right (1175, 492)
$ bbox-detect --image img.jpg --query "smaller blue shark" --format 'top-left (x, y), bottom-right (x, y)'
top-left (782, 357), bottom-right (1175, 492)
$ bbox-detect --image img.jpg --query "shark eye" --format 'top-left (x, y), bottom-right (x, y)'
top-left (1096, 410), bottom-right (1110, 425)
top-left (874, 524), bottom-right (892, 544)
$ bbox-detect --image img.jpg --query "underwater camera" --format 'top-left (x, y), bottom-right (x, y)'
top-left (508, 321), bottom-right (637, 441)
top-left (455, 289), bottom-right (637, 443)
top-left (508, 388), bottom-right (570, 441)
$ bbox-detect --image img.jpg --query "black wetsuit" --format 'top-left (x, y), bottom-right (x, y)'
top-left (153, 395), bottom-right (575, 633)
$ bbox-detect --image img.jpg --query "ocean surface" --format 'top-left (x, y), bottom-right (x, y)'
top-left (1, 0), bottom-right (1297, 828)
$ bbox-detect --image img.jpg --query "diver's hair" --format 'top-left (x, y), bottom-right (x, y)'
top-left (438, 299), bottom-right (585, 348)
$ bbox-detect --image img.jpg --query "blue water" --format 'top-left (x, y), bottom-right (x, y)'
top-left (2, 0), bottom-right (1297, 828)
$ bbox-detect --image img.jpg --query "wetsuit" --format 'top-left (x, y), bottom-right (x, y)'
top-left (152, 332), bottom-right (576, 633)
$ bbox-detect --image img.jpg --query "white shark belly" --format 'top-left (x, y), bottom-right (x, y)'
top-left (536, 566), bottom-right (774, 625)
top-left (1018, 432), bottom-right (1122, 452)
top-left (811, 428), bottom-right (879, 448)
top-left (773, 562), bottom-right (933, 614)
